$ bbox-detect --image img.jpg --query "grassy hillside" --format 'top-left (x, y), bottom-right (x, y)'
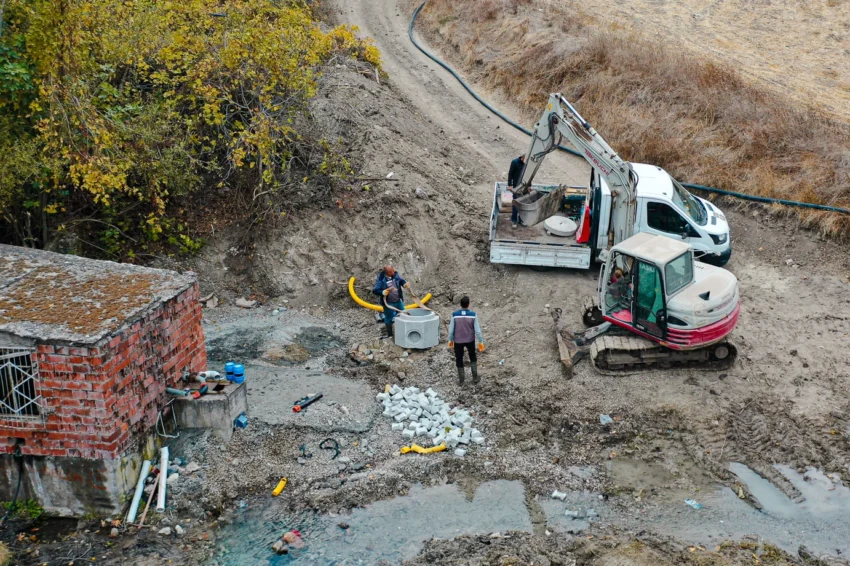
top-left (410, 0), bottom-right (850, 235)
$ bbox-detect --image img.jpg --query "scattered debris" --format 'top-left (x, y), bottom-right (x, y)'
top-left (684, 499), bottom-right (703, 510)
top-left (282, 530), bottom-right (305, 549)
top-left (271, 540), bottom-right (287, 554)
top-left (400, 443), bottom-right (447, 454)
top-left (293, 393), bottom-right (324, 413)
top-left (175, 525), bottom-right (185, 536)
top-left (319, 438), bottom-right (340, 460)
top-left (551, 490), bottom-right (568, 501)
top-left (272, 478), bottom-right (288, 496)
top-left (158, 527), bottom-right (172, 536)
top-left (415, 187), bottom-right (429, 200)
top-left (599, 414), bottom-right (614, 425)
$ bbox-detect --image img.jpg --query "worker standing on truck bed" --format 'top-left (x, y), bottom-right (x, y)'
top-left (373, 265), bottom-right (409, 339)
top-left (507, 154), bottom-right (526, 228)
top-left (448, 296), bottom-right (485, 385)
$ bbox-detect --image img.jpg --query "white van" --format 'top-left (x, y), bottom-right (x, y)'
top-left (489, 163), bottom-right (732, 269)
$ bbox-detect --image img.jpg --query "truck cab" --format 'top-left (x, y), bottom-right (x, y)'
top-left (596, 164), bottom-right (732, 266)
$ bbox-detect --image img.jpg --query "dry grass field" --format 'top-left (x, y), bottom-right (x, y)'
top-left (554, 0), bottom-right (850, 123)
top-left (410, 0), bottom-right (850, 235)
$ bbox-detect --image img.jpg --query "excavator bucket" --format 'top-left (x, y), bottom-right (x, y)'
top-left (551, 308), bottom-right (587, 377)
top-left (515, 186), bottom-right (567, 227)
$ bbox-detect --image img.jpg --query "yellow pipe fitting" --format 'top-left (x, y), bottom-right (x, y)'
top-left (272, 477), bottom-right (288, 496)
top-left (400, 443), bottom-right (446, 455)
top-left (348, 276), bottom-right (432, 312)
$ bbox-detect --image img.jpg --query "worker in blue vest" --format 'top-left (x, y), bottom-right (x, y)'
top-left (373, 265), bottom-right (410, 339)
top-left (448, 296), bottom-right (485, 385)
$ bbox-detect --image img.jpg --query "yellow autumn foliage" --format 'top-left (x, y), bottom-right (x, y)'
top-left (0, 0), bottom-right (381, 255)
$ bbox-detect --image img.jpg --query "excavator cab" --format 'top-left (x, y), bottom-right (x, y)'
top-left (595, 232), bottom-right (739, 351)
top-left (602, 248), bottom-right (668, 339)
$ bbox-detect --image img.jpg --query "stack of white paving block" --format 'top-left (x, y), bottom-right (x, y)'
top-left (377, 385), bottom-right (484, 456)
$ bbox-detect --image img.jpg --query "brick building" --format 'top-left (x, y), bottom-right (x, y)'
top-left (0, 245), bottom-right (206, 516)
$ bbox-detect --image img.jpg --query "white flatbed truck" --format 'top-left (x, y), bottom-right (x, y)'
top-left (490, 95), bottom-right (732, 269)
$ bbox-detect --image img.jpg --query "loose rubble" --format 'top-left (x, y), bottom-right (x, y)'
top-left (377, 385), bottom-right (484, 452)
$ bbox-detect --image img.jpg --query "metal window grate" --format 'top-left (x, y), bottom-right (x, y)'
top-left (0, 347), bottom-right (43, 419)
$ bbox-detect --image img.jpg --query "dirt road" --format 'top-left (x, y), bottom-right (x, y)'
top-left (336, 0), bottom-right (587, 188)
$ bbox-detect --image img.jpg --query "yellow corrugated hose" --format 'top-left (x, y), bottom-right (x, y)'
top-left (348, 276), bottom-right (432, 312)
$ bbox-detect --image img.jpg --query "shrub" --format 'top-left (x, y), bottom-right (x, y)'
top-left (0, 0), bottom-right (382, 257)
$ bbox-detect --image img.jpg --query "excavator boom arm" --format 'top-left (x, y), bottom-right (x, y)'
top-left (518, 94), bottom-right (639, 246)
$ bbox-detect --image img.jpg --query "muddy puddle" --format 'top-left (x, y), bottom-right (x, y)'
top-left (211, 462), bottom-right (850, 564)
top-left (210, 480), bottom-right (531, 565)
top-left (542, 460), bottom-right (850, 558)
top-left (205, 319), bottom-right (342, 366)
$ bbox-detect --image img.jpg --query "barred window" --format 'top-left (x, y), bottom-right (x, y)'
top-left (0, 348), bottom-right (42, 418)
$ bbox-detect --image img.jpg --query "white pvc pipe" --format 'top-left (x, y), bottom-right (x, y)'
top-left (126, 459), bottom-right (151, 524)
top-left (156, 446), bottom-right (168, 513)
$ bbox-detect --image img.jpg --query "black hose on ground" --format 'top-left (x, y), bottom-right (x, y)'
top-left (409, 1), bottom-right (850, 216)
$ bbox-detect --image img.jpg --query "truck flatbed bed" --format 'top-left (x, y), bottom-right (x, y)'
top-left (493, 212), bottom-right (577, 245)
top-left (489, 182), bottom-right (593, 269)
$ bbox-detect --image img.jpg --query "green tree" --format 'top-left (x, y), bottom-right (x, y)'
top-left (0, 0), bottom-right (381, 257)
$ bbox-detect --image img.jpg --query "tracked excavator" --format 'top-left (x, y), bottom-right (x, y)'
top-left (516, 94), bottom-right (740, 373)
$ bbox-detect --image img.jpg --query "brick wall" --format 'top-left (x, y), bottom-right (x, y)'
top-left (0, 283), bottom-right (206, 459)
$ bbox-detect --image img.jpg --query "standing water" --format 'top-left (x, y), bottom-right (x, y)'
top-left (211, 480), bottom-right (532, 565)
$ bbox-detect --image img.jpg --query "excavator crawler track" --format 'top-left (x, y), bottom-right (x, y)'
top-left (589, 330), bottom-right (737, 376)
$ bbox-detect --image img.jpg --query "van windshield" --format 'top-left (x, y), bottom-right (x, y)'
top-left (671, 178), bottom-right (706, 226)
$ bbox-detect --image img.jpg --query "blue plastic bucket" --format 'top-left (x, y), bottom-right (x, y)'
top-left (232, 364), bottom-right (245, 384)
top-left (225, 361), bottom-right (235, 381)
